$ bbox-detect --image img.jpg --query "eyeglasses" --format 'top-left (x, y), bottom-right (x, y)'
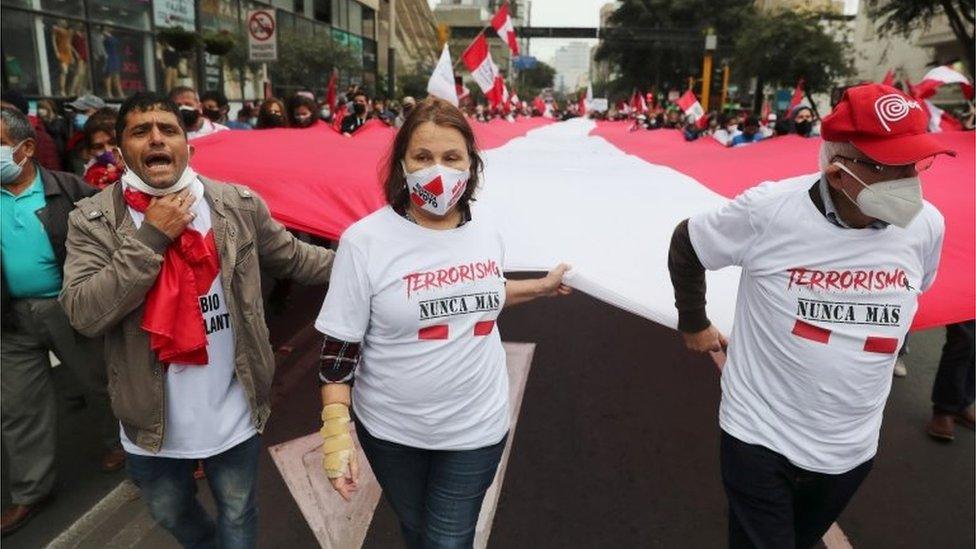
top-left (834, 155), bottom-right (934, 175)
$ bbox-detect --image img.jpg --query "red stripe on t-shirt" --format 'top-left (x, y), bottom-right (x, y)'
top-left (473, 320), bottom-right (495, 336)
top-left (863, 336), bottom-right (899, 354)
top-left (791, 320), bottom-right (831, 344)
top-left (418, 325), bottom-right (449, 340)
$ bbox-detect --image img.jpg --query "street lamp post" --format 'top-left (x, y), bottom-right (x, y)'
top-left (700, 31), bottom-right (716, 111)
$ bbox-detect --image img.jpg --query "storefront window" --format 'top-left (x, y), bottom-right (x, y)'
top-left (44, 17), bottom-right (92, 97)
top-left (347, 1), bottom-right (361, 38)
top-left (362, 37), bottom-right (376, 72)
top-left (1, 10), bottom-right (42, 95)
top-left (361, 6), bottom-right (374, 40)
top-left (91, 25), bottom-right (154, 99)
top-left (88, 0), bottom-right (152, 31)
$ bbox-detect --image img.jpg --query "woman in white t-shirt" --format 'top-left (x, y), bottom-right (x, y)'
top-left (313, 97), bottom-right (570, 549)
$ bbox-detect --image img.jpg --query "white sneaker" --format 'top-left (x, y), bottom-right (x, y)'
top-left (893, 357), bottom-right (908, 377)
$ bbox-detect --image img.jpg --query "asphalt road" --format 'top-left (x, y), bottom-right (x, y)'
top-left (3, 278), bottom-right (973, 548)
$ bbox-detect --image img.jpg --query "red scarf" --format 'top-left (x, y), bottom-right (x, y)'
top-left (123, 188), bottom-right (221, 365)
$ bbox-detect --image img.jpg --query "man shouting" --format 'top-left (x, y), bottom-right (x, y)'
top-left (60, 92), bottom-right (334, 548)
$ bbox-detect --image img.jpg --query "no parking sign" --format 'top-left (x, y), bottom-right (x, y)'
top-left (247, 9), bottom-right (277, 62)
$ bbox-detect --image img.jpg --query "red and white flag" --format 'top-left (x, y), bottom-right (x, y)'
top-left (923, 99), bottom-right (964, 133)
top-left (787, 78), bottom-right (807, 112)
top-left (630, 89), bottom-right (647, 114)
top-left (462, 33), bottom-right (499, 94)
top-left (912, 65), bottom-right (974, 101)
top-left (676, 90), bottom-right (705, 123)
top-left (487, 74), bottom-right (508, 110)
top-left (491, 1), bottom-right (520, 56)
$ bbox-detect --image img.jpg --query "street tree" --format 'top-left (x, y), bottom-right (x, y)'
top-left (516, 60), bottom-right (556, 100)
top-left (863, 0), bottom-right (974, 76)
top-left (594, 0), bottom-right (754, 96)
top-left (732, 9), bottom-right (852, 110)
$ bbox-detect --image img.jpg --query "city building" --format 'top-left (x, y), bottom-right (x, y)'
top-left (590, 1), bottom-right (620, 87)
top-left (377, 0), bottom-right (440, 92)
top-left (433, 0), bottom-right (526, 85)
top-left (551, 41), bottom-right (590, 93)
top-left (848, 0), bottom-right (969, 105)
top-left (0, 0), bottom-right (434, 104)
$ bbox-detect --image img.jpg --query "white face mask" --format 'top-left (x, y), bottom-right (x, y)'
top-left (120, 145), bottom-right (196, 196)
top-left (402, 161), bottom-right (469, 217)
top-left (833, 161), bottom-right (923, 229)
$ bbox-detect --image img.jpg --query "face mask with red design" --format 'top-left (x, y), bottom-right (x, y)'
top-left (402, 161), bottom-right (469, 217)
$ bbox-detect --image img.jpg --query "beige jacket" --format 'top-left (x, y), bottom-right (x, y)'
top-left (59, 178), bottom-right (334, 453)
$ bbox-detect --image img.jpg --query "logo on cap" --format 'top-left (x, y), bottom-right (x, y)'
top-left (873, 94), bottom-right (920, 132)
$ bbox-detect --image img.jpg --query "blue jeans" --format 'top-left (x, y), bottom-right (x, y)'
top-left (125, 435), bottom-right (260, 549)
top-left (357, 423), bottom-right (507, 549)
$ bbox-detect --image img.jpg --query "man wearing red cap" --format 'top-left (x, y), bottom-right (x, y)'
top-left (668, 83), bottom-right (954, 548)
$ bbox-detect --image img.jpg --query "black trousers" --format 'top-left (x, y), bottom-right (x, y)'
top-left (931, 320), bottom-right (976, 414)
top-left (720, 431), bottom-right (873, 549)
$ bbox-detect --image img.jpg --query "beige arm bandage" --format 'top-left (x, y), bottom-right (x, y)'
top-left (320, 403), bottom-right (353, 479)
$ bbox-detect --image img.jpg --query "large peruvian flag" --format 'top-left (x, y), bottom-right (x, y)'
top-left (189, 119), bottom-right (974, 333)
top-left (491, 1), bottom-right (519, 56)
top-left (462, 33), bottom-right (499, 94)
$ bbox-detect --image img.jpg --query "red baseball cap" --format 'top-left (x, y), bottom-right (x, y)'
top-left (820, 83), bottom-right (956, 165)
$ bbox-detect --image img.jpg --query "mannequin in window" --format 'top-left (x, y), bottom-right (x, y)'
top-left (52, 20), bottom-right (75, 96)
top-left (69, 24), bottom-right (89, 96)
top-left (158, 41), bottom-right (180, 93)
top-left (101, 29), bottom-right (122, 99)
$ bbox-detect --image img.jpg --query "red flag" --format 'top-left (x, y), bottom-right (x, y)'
top-left (578, 92), bottom-right (587, 115)
top-left (331, 102), bottom-right (347, 133)
top-left (912, 65), bottom-right (974, 101)
top-left (881, 69), bottom-right (895, 87)
top-left (326, 68), bottom-right (338, 111)
top-left (491, 2), bottom-right (520, 56)
top-left (532, 95), bottom-right (545, 113)
top-left (787, 78), bottom-right (805, 112)
top-left (630, 89), bottom-right (647, 113)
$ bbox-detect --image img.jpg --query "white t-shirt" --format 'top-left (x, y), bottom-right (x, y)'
top-left (315, 206), bottom-right (510, 450)
top-left (188, 119), bottom-right (229, 140)
top-left (689, 180), bottom-right (944, 474)
top-left (121, 178), bottom-right (256, 458)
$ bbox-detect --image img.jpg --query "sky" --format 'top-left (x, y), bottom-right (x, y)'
top-left (431, 0), bottom-right (860, 66)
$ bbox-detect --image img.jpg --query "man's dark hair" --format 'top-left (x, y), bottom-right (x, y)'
top-left (352, 89), bottom-right (369, 101)
top-left (744, 115), bottom-right (760, 128)
top-left (236, 106), bottom-right (253, 119)
top-left (200, 90), bottom-right (228, 108)
top-left (116, 92), bottom-right (185, 144)
top-left (167, 85), bottom-right (198, 102)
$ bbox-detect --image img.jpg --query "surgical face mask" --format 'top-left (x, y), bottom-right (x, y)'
top-left (402, 161), bottom-right (469, 217)
top-left (178, 106), bottom-right (200, 127)
top-left (73, 113), bottom-right (89, 131)
top-left (833, 161), bottom-right (923, 228)
top-left (0, 141), bottom-right (27, 185)
top-left (319, 108), bottom-right (330, 120)
top-left (248, 117), bottom-right (258, 126)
